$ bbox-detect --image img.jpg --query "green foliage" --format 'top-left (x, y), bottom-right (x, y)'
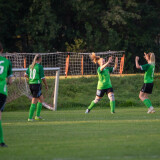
top-left (65, 39), bottom-right (86, 52)
top-left (24, 0), bottom-right (60, 52)
top-left (0, 0), bottom-right (160, 71)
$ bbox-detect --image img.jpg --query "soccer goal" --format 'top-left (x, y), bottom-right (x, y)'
top-left (8, 67), bottom-right (60, 111)
top-left (5, 51), bottom-right (125, 77)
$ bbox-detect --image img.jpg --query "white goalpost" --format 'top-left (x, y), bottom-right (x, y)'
top-left (9, 67), bottom-right (60, 111)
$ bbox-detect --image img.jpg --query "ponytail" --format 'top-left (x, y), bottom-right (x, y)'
top-left (149, 52), bottom-right (155, 64)
top-left (30, 54), bottom-right (41, 69)
top-left (90, 52), bottom-right (100, 64)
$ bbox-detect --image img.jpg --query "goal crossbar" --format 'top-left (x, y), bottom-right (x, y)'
top-left (12, 67), bottom-right (60, 111)
top-left (12, 67), bottom-right (60, 72)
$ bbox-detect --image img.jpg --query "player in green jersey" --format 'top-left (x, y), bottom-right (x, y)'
top-left (85, 53), bottom-right (118, 114)
top-left (0, 42), bottom-right (12, 147)
top-left (25, 54), bottom-right (48, 121)
top-left (135, 52), bottom-right (155, 113)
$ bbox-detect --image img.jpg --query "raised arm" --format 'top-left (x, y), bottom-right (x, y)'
top-left (135, 56), bottom-right (141, 69)
top-left (144, 52), bottom-right (148, 61)
top-left (114, 57), bottom-right (118, 71)
top-left (100, 56), bottom-right (113, 71)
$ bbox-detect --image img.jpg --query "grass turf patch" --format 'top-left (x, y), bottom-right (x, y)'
top-left (6, 75), bottom-right (160, 111)
top-left (1, 108), bottom-right (160, 160)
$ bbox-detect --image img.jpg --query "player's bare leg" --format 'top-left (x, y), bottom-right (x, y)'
top-left (108, 92), bottom-right (115, 114)
top-left (85, 96), bottom-right (102, 113)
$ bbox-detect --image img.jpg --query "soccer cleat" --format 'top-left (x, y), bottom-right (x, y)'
top-left (85, 109), bottom-right (90, 114)
top-left (147, 107), bottom-right (155, 114)
top-left (28, 118), bottom-right (34, 122)
top-left (111, 111), bottom-right (115, 114)
top-left (35, 116), bottom-right (44, 120)
top-left (0, 143), bottom-right (8, 147)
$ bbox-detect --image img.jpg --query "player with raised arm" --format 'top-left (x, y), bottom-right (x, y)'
top-left (0, 42), bottom-right (12, 147)
top-left (25, 54), bottom-right (48, 121)
top-left (135, 52), bottom-right (155, 113)
top-left (85, 53), bottom-right (118, 114)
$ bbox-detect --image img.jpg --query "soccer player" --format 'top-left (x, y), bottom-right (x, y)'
top-left (135, 52), bottom-right (155, 113)
top-left (85, 52), bottom-right (118, 114)
top-left (0, 42), bottom-right (12, 147)
top-left (25, 54), bottom-right (48, 121)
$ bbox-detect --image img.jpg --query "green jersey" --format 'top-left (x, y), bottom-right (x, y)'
top-left (141, 63), bottom-right (155, 83)
top-left (97, 67), bottom-right (113, 89)
top-left (0, 56), bottom-right (13, 96)
top-left (26, 63), bottom-right (45, 84)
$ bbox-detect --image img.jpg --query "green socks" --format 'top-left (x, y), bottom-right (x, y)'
top-left (143, 99), bottom-right (152, 108)
top-left (36, 102), bottom-right (42, 117)
top-left (88, 101), bottom-right (96, 110)
top-left (29, 102), bottom-right (43, 119)
top-left (29, 104), bottom-right (36, 119)
top-left (110, 101), bottom-right (115, 113)
top-left (0, 120), bottom-right (4, 143)
top-left (88, 100), bottom-right (115, 113)
top-left (88, 100), bottom-right (115, 112)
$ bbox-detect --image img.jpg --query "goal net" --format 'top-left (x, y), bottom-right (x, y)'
top-left (7, 67), bottom-right (60, 111)
top-left (5, 51), bottom-right (125, 77)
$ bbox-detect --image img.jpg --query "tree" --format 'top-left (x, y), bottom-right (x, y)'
top-left (24, 0), bottom-right (60, 52)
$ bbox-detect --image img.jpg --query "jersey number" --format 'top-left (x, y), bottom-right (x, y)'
top-left (0, 61), bottom-right (4, 74)
top-left (30, 69), bottom-right (36, 79)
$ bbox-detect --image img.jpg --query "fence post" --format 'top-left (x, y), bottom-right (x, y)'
top-left (65, 54), bottom-right (70, 78)
top-left (120, 54), bottom-right (125, 74)
top-left (24, 57), bottom-right (26, 68)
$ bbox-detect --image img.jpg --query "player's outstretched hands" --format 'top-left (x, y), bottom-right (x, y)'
top-left (135, 56), bottom-right (139, 61)
top-left (108, 56), bottom-right (113, 63)
top-left (144, 52), bottom-right (147, 60)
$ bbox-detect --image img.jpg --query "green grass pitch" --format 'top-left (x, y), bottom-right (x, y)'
top-left (1, 108), bottom-right (160, 160)
top-left (6, 75), bottom-right (160, 111)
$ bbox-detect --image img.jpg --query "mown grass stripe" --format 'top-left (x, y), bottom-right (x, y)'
top-left (3, 118), bottom-right (160, 126)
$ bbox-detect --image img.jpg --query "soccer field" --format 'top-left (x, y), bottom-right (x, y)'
top-left (1, 108), bottom-right (160, 160)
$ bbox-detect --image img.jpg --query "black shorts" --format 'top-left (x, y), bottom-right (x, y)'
top-left (29, 84), bottom-right (42, 98)
top-left (96, 88), bottom-right (114, 97)
top-left (141, 83), bottom-right (153, 94)
top-left (0, 94), bottom-right (7, 112)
